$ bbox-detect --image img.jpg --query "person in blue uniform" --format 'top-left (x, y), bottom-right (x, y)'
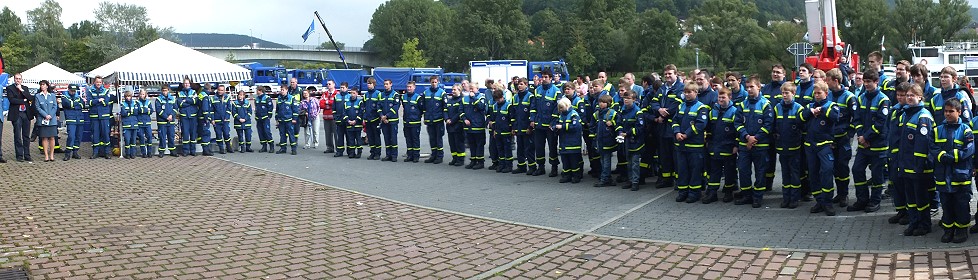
top-left (120, 91), bottom-right (140, 159)
top-left (759, 66), bottom-right (786, 194)
top-left (196, 84), bottom-right (214, 156)
top-left (531, 70), bottom-right (561, 177)
top-left (585, 80), bottom-right (607, 178)
top-left (402, 81), bottom-right (423, 163)
top-left (673, 84), bottom-right (710, 203)
top-left (826, 69), bottom-right (857, 208)
top-left (895, 83), bottom-right (935, 236)
top-left (512, 78), bottom-right (535, 174)
top-left (562, 82), bottom-right (586, 179)
top-left (155, 86), bottom-right (177, 157)
top-left (556, 98), bottom-right (583, 184)
top-left (344, 88), bottom-right (364, 158)
top-left (930, 98), bottom-right (973, 243)
top-left (706, 87), bottom-right (739, 203)
top-left (423, 76), bottom-right (447, 164)
top-left (593, 94), bottom-right (620, 187)
top-left (211, 86), bottom-right (234, 154)
top-left (275, 87), bottom-right (299, 155)
top-left (379, 79), bottom-right (400, 162)
top-left (333, 82), bottom-right (351, 157)
top-left (652, 65), bottom-right (684, 189)
top-left (851, 70), bottom-right (890, 213)
top-left (176, 79), bottom-right (199, 156)
top-left (446, 84), bottom-right (466, 166)
top-left (232, 90), bottom-right (253, 153)
top-left (136, 90), bottom-right (154, 158)
top-left (363, 78), bottom-right (383, 160)
top-left (910, 64), bottom-right (938, 107)
top-left (61, 85), bottom-right (86, 161)
top-left (491, 88), bottom-right (514, 173)
top-left (735, 77), bottom-right (774, 208)
top-left (618, 90), bottom-right (644, 191)
top-left (254, 87), bottom-right (274, 153)
top-left (774, 82), bottom-right (805, 208)
top-left (887, 83), bottom-right (910, 225)
top-left (462, 84), bottom-right (488, 169)
top-left (802, 81), bottom-right (842, 216)
top-left (88, 76), bottom-right (116, 159)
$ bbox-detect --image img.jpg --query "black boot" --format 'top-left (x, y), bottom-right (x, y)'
top-left (218, 145), bottom-right (226, 154)
top-left (549, 165), bottom-right (559, 177)
top-left (734, 196), bottom-right (752, 206)
top-left (471, 160), bottom-right (484, 170)
top-left (432, 157), bottom-right (442, 164)
top-left (63, 152), bottom-right (71, 161)
top-left (424, 156), bottom-right (436, 163)
top-left (675, 191), bottom-right (688, 202)
top-left (246, 146), bottom-right (254, 152)
top-left (824, 204), bottom-right (837, 216)
top-left (487, 161), bottom-right (499, 171)
top-left (888, 211), bottom-right (907, 224)
top-left (721, 190), bottom-right (734, 203)
top-left (941, 228), bottom-right (955, 243)
top-left (621, 181), bottom-right (632, 189)
top-left (559, 174), bottom-right (571, 183)
top-left (276, 147), bottom-right (287, 154)
top-left (73, 151), bottom-right (81, 159)
top-left (702, 191), bottom-right (718, 204)
top-left (526, 166), bottom-right (537, 175)
top-left (260, 144), bottom-right (268, 153)
top-left (499, 164), bottom-right (512, 173)
top-left (953, 228), bottom-right (969, 243)
top-left (832, 195), bottom-right (848, 207)
top-left (846, 200), bottom-right (867, 212)
top-left (571, 174), bottom-right (582, 184)
top-left (512, 166), bottom-right (527, 174)
top-left (227, 144), bottom-right (235, 153)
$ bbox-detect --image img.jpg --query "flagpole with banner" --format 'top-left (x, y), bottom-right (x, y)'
top-left (314, 11), bottom-right (350, 69)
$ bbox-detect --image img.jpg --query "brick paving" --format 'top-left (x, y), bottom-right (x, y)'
top-left (1, 128), bottom-right (978, 279)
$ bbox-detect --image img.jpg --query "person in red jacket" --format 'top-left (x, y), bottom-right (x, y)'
top-left (320, 82), bottom-right (339, 154)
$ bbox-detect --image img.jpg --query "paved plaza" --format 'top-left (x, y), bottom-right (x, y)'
top-left (1, 129), bottom-right (978, 279)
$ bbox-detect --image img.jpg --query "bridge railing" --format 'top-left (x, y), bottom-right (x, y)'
top-left (190, 45), bottom-right (368, 52)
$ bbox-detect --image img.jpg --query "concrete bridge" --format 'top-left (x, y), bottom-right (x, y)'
top-left (192, 46), bottom-right (384, 67)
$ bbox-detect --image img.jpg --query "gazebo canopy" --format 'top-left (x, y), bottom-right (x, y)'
top-left (21, 62), bottom-right (86, 85)
top-left (87, 38), bottom-right (251, 85)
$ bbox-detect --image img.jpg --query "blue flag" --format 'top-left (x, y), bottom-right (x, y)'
top-left (301, 20), bottom-right (315, 43)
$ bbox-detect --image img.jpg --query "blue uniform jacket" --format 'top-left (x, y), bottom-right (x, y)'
top-left (854, 88), bottom-right (890, 152)
top-left (156, 93), bottom-right (177, 125)
top-left (177, 88), bottom-right (199, 118)
top-left (735, 95), bottom-right (774, 150)
top-left (491, 100), bottom-right (513, 135)
top-left (831, 88), bottom-right (857, 139)
top-left (402, 92), bottom-right (422, 127)
top-left (379, 90), bottom-right (401, 123)
top-left (697, 88), bottom-right (718, 109)
top-left (446, 95), bottom-right (464, 132)
top-left (931, 120), bottom-right (974, 192)
top-left (232, 99), bottom-right (252, 128)
top-left (423, 87), bottom-right (446, 123)
top-left (275, 94), bottom-right (299, 122)
top-left (887, 103), bottom-right (905, 158)
top-left (344, 97), bottom-right (364, 128)
top-left (87, 86), bottom-right (115, 119)
top-left (211, 94), bottom-right (233, 123)
top-left (672, 99), bottom-right (709, 151)
top-left (363, 89), bottom-right (382, 122)
top-left (592, 107), bottom-right (620, 150)
top-left (760, 80), bottom-right (785, 102)
top-left (531, 83), bottom-right (560, 128)
top-left (120, 100), bottom-right (140, 128)
top-left (137, 98), bottom-right (153, 127)
top-left (512, 90), bottom-right (533, 134)
top-left (651, 81), bottom-right (684, 138)
top-left (557, 109), bottom-right (583, 154)
top-left (0, 94), bottom-right (7, 122)
top-left (618, 103), bottom-right (645, 152)
top-left (254, 94), bottom-right (273, 120)
top-left (774, 100), bottom-right (805, 153)
top-left (61, 92), bottom-right (87, 124)
top-left (800, 99), bottom-right (841, 148)
top-left (197, 91), bottom-right (212, 121)
top-left (333, 91), bottom-right (350, 123)
top-left (708, 104), bottom-right (739, 156)
top-left (796, 79), bottom-right (814, 106)
top-left (930, 86), bottom-right (973, 125)
top-left (894, 104), bottom-right (934, 175)
top-left (462, 93), bottom-right (487, 133)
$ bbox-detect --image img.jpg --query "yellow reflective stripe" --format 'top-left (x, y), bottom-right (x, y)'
top-left (914, 152), bottom-right (927, 158)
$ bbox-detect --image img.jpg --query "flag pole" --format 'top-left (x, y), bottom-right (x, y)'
top-left (314, 11), bottom-right (350, 69)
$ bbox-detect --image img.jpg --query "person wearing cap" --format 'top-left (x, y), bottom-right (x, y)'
top-left (61, 84), bottom-right (87, 161)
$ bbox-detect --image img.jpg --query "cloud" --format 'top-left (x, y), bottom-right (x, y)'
top-left (5, 0), bottom-right (385, 47)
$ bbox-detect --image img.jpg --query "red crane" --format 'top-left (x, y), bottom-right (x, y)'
top-left (804, 0), bottom-right (859, 73)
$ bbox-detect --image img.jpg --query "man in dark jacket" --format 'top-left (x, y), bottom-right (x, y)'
top-left (5, 73), bottom-right (33, 162)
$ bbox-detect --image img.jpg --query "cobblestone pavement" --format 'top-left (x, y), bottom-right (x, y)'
top-left (1, 127), bottom-right (977, 279)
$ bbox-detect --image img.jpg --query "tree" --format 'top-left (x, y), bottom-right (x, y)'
top-left (61, 37), bottom-right (104, 72)
top-left (26, 0), bottom-right (70, 66)
top-left (394, 38), bottom-right (428, 68)
top-left (317, 41), bottom-right (346, 50)
top-left (689, 0), bottom-right (767, 69)
top-left (837, 0), bottom-right (892, 60)
top-left (628, 9), bottom-right (681, 72)
top-left (67, 20), bottom-right (102, 40)
top-left (92, 1), bottom-right (177, 63)
top-left (529, 9), bottom-right (560, 37)
top-left (565, 38), bottom-right (595, 75)
top-left (454, 0), bottom-right (531, 62)
top-left (0, 32), bottom-right (31, 73)
top-left (0, 7), bottom-right (24, 42)
top-left (366, 0), bottom-right (455, 67)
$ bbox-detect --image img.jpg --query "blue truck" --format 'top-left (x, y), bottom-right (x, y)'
top-left (469, 60), bottom-right (569, 89)
top-left (237, 62), bottom-right (287, 92)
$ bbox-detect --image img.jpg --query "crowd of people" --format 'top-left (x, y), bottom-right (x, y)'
top-left (2, 50), bottom-right (978, 244)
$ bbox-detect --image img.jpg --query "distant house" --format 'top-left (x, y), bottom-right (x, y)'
top-left (176, 33), bottom-right (290, 49)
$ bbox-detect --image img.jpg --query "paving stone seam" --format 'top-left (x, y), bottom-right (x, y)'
top-left (585, 190), bottom-right (676, 233)
top-left (468, 234), bottom-right (584, 280)
top-left (215, 158), bottom-right (978, 255)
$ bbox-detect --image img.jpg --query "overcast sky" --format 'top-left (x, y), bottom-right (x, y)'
top-left (5, 0), bottom-right (387, 47)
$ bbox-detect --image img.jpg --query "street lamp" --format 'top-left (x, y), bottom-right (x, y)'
top-left (695, 48), bottom-right (700, 70)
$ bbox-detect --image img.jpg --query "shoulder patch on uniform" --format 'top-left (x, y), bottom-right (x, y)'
top-left (881, 108), bottom-right (888, 115)
top-left (701, 114), bottom-right (707, 120)
top-left (920, 126), bottom-right (928, 136)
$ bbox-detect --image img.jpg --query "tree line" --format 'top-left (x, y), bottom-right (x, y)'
top-left (365, 0), bottom-right (975, 76)
top-left (0, 0), bottom-right (175, 74)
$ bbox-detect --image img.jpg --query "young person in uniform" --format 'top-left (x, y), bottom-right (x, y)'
top-left (555, 97), bottom-right (583, 184)
top-left (673, 84), bottom-right (710, 203)
top-left (930, 99), bottom-right (973, 243)
top-left (232, 90), bottom-right (254, 153)
top-left (706, 87), bottom-right (739, 203)
top-left (774, 82), bottom-right (805, 209)
top-left (802, 81), bottom-right (842, 216)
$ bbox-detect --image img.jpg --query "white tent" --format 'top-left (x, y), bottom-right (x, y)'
top-left (21, 62), bottom-right (86, 85)
top-left (86, 38), bottom-right (251, 85)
